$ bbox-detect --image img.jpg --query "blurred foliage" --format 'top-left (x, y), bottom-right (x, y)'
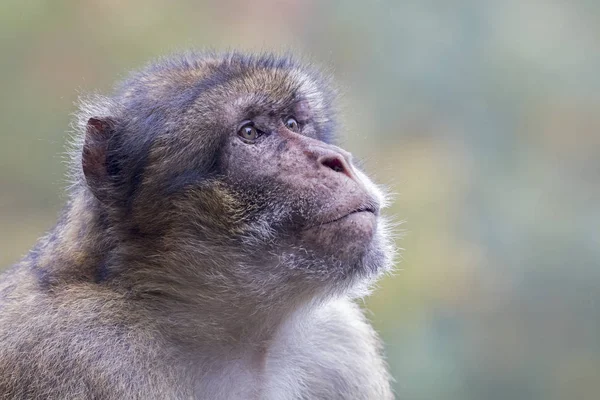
top-left (1, 1), bottom-right (599, 399)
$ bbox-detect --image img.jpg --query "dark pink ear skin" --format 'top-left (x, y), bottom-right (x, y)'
top-left (82, 117), bottom-right (115, 199)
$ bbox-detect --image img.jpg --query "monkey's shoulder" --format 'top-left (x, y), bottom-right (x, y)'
top-left (0, 274), bottom-right (183, 399)
top-left (265, 299), bottom-right (394, 400)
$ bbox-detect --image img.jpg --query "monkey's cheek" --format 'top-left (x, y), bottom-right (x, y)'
top-left (300, 212), bottom-right (377, 260)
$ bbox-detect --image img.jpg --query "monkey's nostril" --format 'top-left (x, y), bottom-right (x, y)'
top-left (319, 155), bottom-right (356, 180)
top-left (321, 157), bottom-right (345, 173)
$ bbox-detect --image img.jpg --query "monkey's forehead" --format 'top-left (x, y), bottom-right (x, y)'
top-left (116, 52), bottom-right (333, 114)
top-left (214, 69), bottom-right (329, 113)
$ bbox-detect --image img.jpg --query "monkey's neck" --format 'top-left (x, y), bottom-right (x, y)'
top-left (134, 268), bottom-right (321, 349)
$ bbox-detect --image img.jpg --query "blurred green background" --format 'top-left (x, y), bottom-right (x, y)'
top-left (1, 1), bottom-right (599, 398)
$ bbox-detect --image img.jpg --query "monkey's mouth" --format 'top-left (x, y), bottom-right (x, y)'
top-left (304, 206), bottom-right (377, 230)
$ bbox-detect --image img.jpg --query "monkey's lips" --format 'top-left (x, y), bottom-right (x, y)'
top-left (303, 206), bottom-right (378, 231)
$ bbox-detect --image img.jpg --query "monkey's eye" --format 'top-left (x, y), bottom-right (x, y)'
top-left (285, 117), bottom-right (300, 132)
top-left (237, 124), bottom-right (260, 141)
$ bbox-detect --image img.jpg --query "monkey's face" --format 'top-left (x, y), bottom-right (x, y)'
top-left (217, 104), bottom-right (389, 282)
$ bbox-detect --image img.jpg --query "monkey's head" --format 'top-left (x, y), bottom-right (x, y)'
top-left (76, 52), bottom-right (393, 304)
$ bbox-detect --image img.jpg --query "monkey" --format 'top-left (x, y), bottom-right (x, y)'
top-left (0, 51), bottom-right (395, 399)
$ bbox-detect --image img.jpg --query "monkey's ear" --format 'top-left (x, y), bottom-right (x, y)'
top-left (82, 117), bottom-right (115, 201)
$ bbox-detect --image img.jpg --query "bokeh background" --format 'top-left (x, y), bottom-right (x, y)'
top-left (1, 1), bottom-right (599, 398)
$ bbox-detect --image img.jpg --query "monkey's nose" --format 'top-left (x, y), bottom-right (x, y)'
top-left (317, 151), bottom-right (355, 181)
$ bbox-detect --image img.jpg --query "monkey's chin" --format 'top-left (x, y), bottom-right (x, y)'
top-left (299, 211), bottom-right (379, 268)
